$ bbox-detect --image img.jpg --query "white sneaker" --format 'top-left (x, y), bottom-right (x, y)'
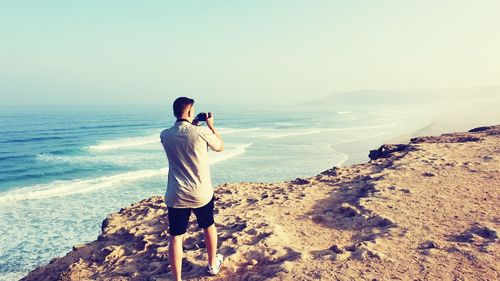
top-left (207, 254), bottom-right (223, 275)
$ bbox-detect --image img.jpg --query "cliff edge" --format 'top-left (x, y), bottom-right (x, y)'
top-left (22, 125), bottom-right (500, 280)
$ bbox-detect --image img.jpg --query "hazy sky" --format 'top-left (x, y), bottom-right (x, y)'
top-left (1, 1), bottom-right (499, 105)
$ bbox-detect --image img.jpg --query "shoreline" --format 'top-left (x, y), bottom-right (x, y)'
top-left (21, 124), bottom-right (500, 280)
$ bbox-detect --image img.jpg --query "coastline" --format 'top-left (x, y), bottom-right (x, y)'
top-left (21, 124), bottom-right (500, 280)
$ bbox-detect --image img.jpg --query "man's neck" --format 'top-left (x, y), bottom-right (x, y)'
top-left (176, 118), bottom-right (191, 123)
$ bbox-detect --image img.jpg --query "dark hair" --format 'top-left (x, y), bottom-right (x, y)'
top-left (173, 97), bottom-right (194, 117)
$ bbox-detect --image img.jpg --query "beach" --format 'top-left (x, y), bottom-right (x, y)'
top-left (20, 124), bottom-right (500, 280)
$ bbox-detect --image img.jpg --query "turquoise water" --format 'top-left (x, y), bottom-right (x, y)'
top-left (0, 104), bottom-right (430, 280)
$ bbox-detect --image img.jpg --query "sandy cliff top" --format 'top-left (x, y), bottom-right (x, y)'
top-left (22, 125), bottom-right (500, 281)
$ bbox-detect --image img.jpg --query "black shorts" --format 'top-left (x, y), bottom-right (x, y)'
top-left (167, 195), bottom-right (215, 236)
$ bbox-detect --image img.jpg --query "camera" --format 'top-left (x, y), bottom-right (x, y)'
top-left (195, 112), bottom-right (212, 122)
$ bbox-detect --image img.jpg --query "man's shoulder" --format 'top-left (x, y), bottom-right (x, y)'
top-left (194, 125), bottom-right (212, 134)
top-left (160, 128), bottom-right (169, 136)
top-left (160, 127), bottom-right (174, 138)
top-left (160, 124), bottom-right (201, 139)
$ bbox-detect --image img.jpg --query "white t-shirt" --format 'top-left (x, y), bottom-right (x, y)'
top-left (160, 120), bottom-right (222, 208)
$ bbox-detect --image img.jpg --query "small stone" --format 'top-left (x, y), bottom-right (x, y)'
top-left (352, 248), bottom-right (369, 260)
top-left (329, 245), bottom-right (344, 254)
top-left (400, 188), bottom-right (411, 194)
top-left (315, 249), bottom-right (334, 258)
top-left (337, 203), bottom-right (360, 217)
top-left (331, 251), bottom-right (350, 261)
top-left (72, 244), bottom-right (86, 251)
top-left (473, 226), bottom-right (498, 240)
top-left (456, 232), bottom-right (477, 242)
top-left (370, 215), bottom-right (394, 228)
top-left (419, 240), bottom-right (439, 249)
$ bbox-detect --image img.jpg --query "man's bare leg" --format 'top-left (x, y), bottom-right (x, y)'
top-left (169, 234), bottom-right (184, 281)
top-left (203, 224), bottom-right (218, 266)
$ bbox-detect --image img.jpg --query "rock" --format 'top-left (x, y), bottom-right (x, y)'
top-left (320, 167), bottom-right (339, 176)
top-left (472, 225), bottom-right (498, 240)
top-left (101, 216), bottom-right (112, 232)
top-left (314, 249), bottom-right (334, 258)
top-left (422, 172), bottom-right (436, 177)
top-left (329, 245), bottom-right (344, 254)
top-left (456, 225), bottom-right (498, 242)
top-left (72, 244), bottom-right (86, 251)
top-left (400, 188), bottom-right (411, 194)
top-left (369, 215), bottom-right (394, 228)
top-left (468, 126), bottom-right (494, 132)
top-left (411, 135), bottom-right (481, 143)
top-left (455, 232), bottom-right (477, 242)
top-left (351, 248), bottom-right (368, 260)
top-left (337, 203), bottom-right (361, 217)
top-left (293, 178), bottom-right (310, 185)
top-left (331, 251), bottom-right (350, 261)
top-left (369, 144), bottom-right (409, 161)
top-left (101, 247), bottom-right (113, 256)
top-left (246, 197), bottom-right (259, 204)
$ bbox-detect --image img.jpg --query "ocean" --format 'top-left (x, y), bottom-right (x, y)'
top-left (0, 104), bottom-right (431, 280)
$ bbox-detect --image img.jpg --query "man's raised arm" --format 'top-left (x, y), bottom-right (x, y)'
top-left (206, 112), bottom-right (224, 152)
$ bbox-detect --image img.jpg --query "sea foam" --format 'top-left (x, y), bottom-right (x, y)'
top-left (0, 143), bottom-right (252, 204)
top-left (36, 152), bottom-right (162, 166)
top-left (0, 169), bottom-right (167, 204)
top-left (265, 121), bottom-right (401, 139)
top-left (268, 130), bottom-right (322, 139)
top-left (87, 127), bottom-right (258, 151)
top-left (87, 134), bottom-right (160, 151)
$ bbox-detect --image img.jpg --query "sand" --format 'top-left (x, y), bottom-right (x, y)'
top-left (21, 125), bottom-right (500, 280)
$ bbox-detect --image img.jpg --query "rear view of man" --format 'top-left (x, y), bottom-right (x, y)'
top-left (160, 97), bottom-right (225, 281)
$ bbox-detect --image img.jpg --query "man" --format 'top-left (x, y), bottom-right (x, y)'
top-left (160, 97), bottom-right (225, 281)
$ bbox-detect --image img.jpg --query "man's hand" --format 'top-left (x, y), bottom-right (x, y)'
top-left (205, 112), bottom-right (224, 151)
top-left (206, 112), bottom-right (215, 129)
